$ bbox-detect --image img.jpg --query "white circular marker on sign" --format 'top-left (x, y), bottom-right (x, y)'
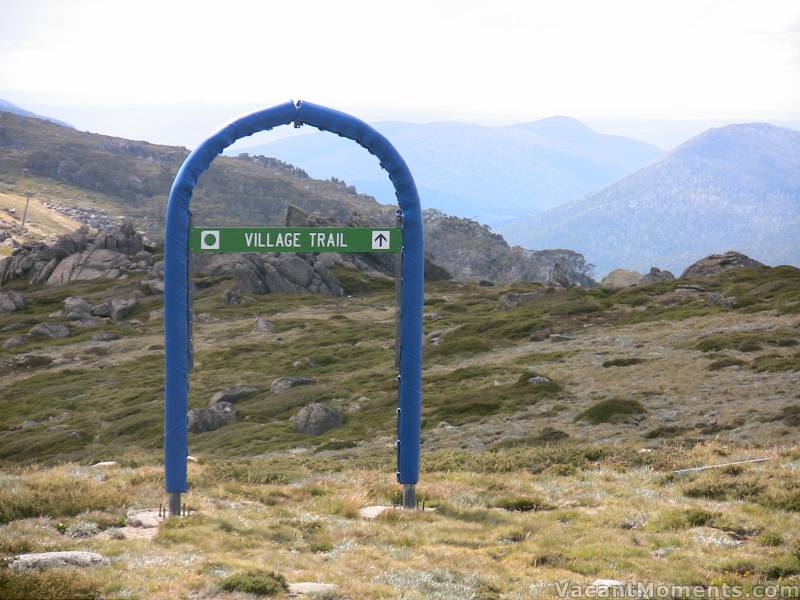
top-left (200, 230), bottom-right (220, 250)
top-left (371, 230), bottom-right (390, 249)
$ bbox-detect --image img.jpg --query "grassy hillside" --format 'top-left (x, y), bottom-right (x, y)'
top-left (1, 266), bottom-right (799, 463)
top-left (0, 111), bottom-right (392, 241)
top-left (1, 265), bottom-right (800, 596)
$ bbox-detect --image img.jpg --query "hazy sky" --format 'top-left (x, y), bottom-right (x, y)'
top-left (1, 0), bottom-right (798, 122)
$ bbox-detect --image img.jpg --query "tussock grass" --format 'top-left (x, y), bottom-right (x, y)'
top-left (0, 469), bottom-right (128, 524)
top-left (0, 569), bottom-right (101, 600)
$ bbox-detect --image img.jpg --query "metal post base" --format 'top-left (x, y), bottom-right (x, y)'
top-left (402, 484), bottom-right (416, 509)
top-left (168, 492), bottom-right (182, 517)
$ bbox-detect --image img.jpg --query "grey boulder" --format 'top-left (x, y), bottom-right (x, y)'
top-left (252, 317), bottom-right (274, 334)
top-left (110, 298), bottom-right (137, 321)
top-left (64, 296), bottom-right (92, 321)
top-left (10, 551), bottom-right (109, 570)
top-left (271, 376), bottom-right (316, 394)
top-left (3, 335), bottom-right (27, 350)
top-left (292, 403), bottom-right (343, 435)
top-left (0, 290), bottom-right (26, 313)
top-left (29, 322), bottom-right (69, 339)
top-left (188, 401), bottom-right (238, 433)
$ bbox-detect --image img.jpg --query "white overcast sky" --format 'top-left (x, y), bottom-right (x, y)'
top-left (0, 0), bottom-right (798, 121)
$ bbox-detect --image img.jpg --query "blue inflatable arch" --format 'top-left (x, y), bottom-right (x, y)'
top-left (163, 101), bottom-right (424, 513)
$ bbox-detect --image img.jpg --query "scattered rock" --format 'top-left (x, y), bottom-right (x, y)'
top-left (527, 375), bottom-right (551, 384)
top-left (707, 293), bottom-right (737, 308)
top-left (676, 283), bottom-right (706, 292)
top-left (29, 322), bottom-right (69, 339)
top-left (2, 321), bottom-right (27, 332)
top-left (252, 316), bottom-right (274, 334)
top-left (10, 551), bottom-right (109, 570)
top-left (549, 333), bottom-right (574, 342)
top-left (140, 279), bottom-right (164, 294)
top-left (91, 461), bottom-right (117, 468)
top-left (10, 354), bottom-right (54, 369)
top-left (222, 288), bottom-right (241, 305)
top-left (0, 290), bottom-right (26, 313)
top-left (110, 298), bottom-right (137, 320)
top-left (149, 308), bottom-right (164, 320)
top-left (681, 251), bottom-right (767, 279)
top-left (64, 296), bottom-right (92, 321)
top-left (639, 267), bottom-right (674, 285)
top-left (271, 376), bottom-right (316, 394)
top-left (292, 403), bottom-right (343, 435)
top-left (187, 402), bottom-right (238, 433)
top-left (600, 269), bottom-right (642, 290)
top-left (91, 331), bottom-right (120, 342)
top-left (208, 384), bottom-right (259, 407)
top-left (3, 335), bottom-right (26, 350)
top-left (91, 301), bottom-right (112, 318)
top-left (497, 289), bottom-right (547, 309)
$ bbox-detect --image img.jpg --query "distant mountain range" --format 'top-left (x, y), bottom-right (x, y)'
top-left (234, 116), bottom-right (664, 226)
top-left (500, 123), bottom-right (800, 275)
top-left (0, 98), bottom-right (72, 128)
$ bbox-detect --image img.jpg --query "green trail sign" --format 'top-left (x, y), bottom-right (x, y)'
top-left (190, 227), bottom-right (402, 254)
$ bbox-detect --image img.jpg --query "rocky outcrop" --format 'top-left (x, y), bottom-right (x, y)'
top-left (47, 248), bottom-right (136, 284)
top-left (193, 253), bottom-right (344, 296)
top-left (187, 402), bottom-right (238, 433)
top-left (600, 269), bottom-right (642, 290)
top-left (681, 251), bottom-right (767, 279)
top-left (285, 205), bottom-right (450, 282)
top-left (423, 209), bottom-right (593, 286)
top-left (0, 223), bottom-right (146, 286)
top-left (292, 403), bottom-right (343, 435)
top-left (0, 290), bottom-right (26, 313)
top-left (639, 267), bottom-right (674, 285)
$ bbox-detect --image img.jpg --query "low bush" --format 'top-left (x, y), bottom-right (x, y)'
top-left (220, 569), bottom-right (288, 596)
top-left (575, 399), bottom-right (646, 424)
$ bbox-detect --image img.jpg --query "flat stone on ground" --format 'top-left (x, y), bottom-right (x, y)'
top-left (288, 582), bottom-right (339, 597)
top-left (126, 507), bottom-right (165, 529)
top-left (10, 551), bottom-right (109, 569)
top-left (359, 505), bottom-right (394, 520)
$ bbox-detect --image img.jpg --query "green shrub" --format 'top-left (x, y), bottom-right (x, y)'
top-left (707, 356), bottom-right (746, 370)
top-left (683, 477), bottom-right (765, 502)
top-left (430, 335), bottom-right (492, 358)
top-left (575, 399), bottom-right (646, 424)
top-left (602, 358), bottom-right (644, 368)
top-left (220, 569), bottom-right (288, 595)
